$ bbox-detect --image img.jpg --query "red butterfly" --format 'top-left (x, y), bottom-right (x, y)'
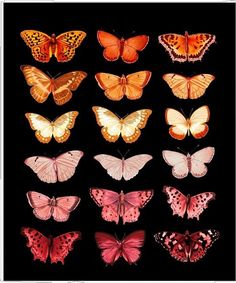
top-left (163, 186), bottom-right (215, 220)
top-left (26, 191), bottom-right (80, 222)
top-left (90, 188), bottom-right (154, 224)
top-left (95, 230), bottom-right (145, 265)
top-left (154, 229), bottom-right (219, 262)
top-left (97, 30), bottom-right (149, 63)
top-left (21, 227), bottom-right (81, 264)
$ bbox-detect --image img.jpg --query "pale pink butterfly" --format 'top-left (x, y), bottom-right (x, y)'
top-left (26, 191), bottom-right (80, 222)
top-left (90, 188), bottom-right (154, 224)
top-left (95, 230), bottom-right (145, 265)
top-left (94, 153), bottom-right (153, 181)
top-left (24, 150), bottom-right (84, 183)
top-left (163, 186), bottom-right (215, 220)
top-left (162, 146), bottom-right (215, 179)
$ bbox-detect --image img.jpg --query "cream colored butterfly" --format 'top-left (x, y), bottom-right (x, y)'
top-left (92, 106), bottom-right (152, 143)
top-left (25, 111), bottom-right (78, 143)
top-left (165, 105), bottom-right (210, 140)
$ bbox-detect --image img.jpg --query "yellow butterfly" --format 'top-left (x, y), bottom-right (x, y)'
top-left (165, 106), bottom-right (210, 140)
top-left (95, 71), bottom-right (151, 101)
top-left (25, 111), bottom-right (78, 143)
top-left (163, 73), bottom-right (215, 99)
top-left (20, 30), bottom-right (86, 63)
top-left (92, 106), bottom-right (152, 143)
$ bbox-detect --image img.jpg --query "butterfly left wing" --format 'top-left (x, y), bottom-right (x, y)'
top-left (165, 108), bottom-right (188, 140)
top-left (52, 196), bottom-right (80, 222)
top-left (188, 74), bottom-right (215, 99)
top-left (189, 105), bottom-right (210, 139)
top-left (50, 231), bottom-right (81, 264)
top-left (55, 31), bottom-right (86, 62)
top-left (53, 71), bottom-right (87, 105)
top-left (187, 192), bottom-right (215, 220)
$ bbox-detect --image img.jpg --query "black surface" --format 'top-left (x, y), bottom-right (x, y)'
top-left (4, 2), bottom-right (235, 281)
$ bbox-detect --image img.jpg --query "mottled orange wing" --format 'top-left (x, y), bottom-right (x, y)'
top-left (97, 30), bottom-right (120, 61)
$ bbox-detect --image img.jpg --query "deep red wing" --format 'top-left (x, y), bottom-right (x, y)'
top-left (21, 227), bottom-right (50, 263)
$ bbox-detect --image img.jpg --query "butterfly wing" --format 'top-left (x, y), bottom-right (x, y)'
top-left (20, 30), bottom-right (52, 62)
top-left (94, 154), bottom-right (123, 180)
top-left (121, 230), bottom-right (145, 264)
top-left (123, 190), bottom-right (154, 224)
top-left (26, 191), bottom-right (52, 220)
top-left (21, 227), bottom-right (50, 263)
top-left (52, 111), bottom-right (78, 143)
top-left (53, 71), bottom-right (87, 105)
top-left (55, 31), bottom-right (86, 62)
top-left (90, 188), bottom-right (120, 224)
top-left (187, 33), bottom-right (216, 62)
top-left (165, 108), bottom-right (188, 140)
top-left (95, 232), bottom-right (121, 265)
top-left (122, 154), bottom-right (153, 181)
top-left (189, 230), bottom-right (219, 262)
top-left (97, 30), bottom-right (121, 61)
top-left (24, 155), bottom-right (57, 183)
top-left (189, 105), bottom-right (210, 139)
top-left (158, 33), bottom-right (187, 62)
top-left (50, 231), bottom-right (81, 264)
top-left (188, 74), bottom-right (215, 99)
top-left (95, 73), bottom-right (124, 101)
top-left (163, 73), bottom-right (189, 99)
top-left (125, 71), bottom-right (152, 100)
top-left (121, 109), bottom-right (152, 143)
top-left (25, 113), bottom-right (53, 143)
top-left (163, 186), bottom-right (188, 218)
top-left (52, 196), bottom-right (80, 222)
top-left (190, 146), bottom-right (215, 177)
top-left (162, 150), bottom-right (189, 179)
top-left (122, 35), bottom-right (149, 63)
top-left (187, 192), bottom-right (215, 220)
top-left (54, 150), bottom-right (84, 182)
top-left (20, 65), bottom-right (52, 103)
top-left (92, 106), bottom-right (122, 142)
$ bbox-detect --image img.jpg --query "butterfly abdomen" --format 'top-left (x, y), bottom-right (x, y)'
top-left (50, 34), bottom-right (57, 55)
top-left (187, 154), bottom-right (192, 170)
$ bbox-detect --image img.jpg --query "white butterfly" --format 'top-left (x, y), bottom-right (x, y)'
top-left (162, 147), bottom-right (215, 179)
top-left (94, 154), bottom-right (153, 181)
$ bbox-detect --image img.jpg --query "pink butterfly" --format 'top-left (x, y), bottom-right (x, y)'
top-left (154, 229), bottom-right (219, 262)
top-left (26, 191), bottom-right (80, 222)
top-left (163, 186), bottom-right (215, 220)
top-left (24, 150), bottom-right (84, 183)
top-left (94, 153), bottom-right (153, 181)
top-left (162, 146), bottom-right (215, 179)
top-left (95, 230), bottom-right (145, 265)
top-left (90, 188), bottom-right (154, 224)
top-left (21, 227), bottom-right (81, 264)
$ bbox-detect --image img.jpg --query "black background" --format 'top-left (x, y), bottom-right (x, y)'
top-left (4, 3), bottom-right (235, 281)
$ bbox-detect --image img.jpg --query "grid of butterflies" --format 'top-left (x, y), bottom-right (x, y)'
top-left (20, 29), bottom-right (220, 265)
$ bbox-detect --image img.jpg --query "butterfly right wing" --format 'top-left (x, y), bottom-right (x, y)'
top-left (53, 196), bottom-right (80, 222)
top-left (165, 108), bottom-right (188, 140)
top-left (188, 74), bottom-right (215, 99)
top-left (189, 105), bottom-right (210, 139)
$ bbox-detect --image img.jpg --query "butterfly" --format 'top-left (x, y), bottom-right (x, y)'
top-left (97, 30), bottom-right (149, 63)
top-left (92, 106), bottom-right (152, 143)
top-left (95, 71), bottom-right (151, 101)
top-left (163, 186), bottom-right (215, 220)
top-left (26, 191), bottom-right (80, 222)
top-left (162, 147), bottom-right (215, 179)
top-left (20, 30), bottom-right (86, 62)
top-left (95, 230), bottom-right (145, 265)
top-left (21, 227), bottom-right (81, 264)
top-left (21, 65), bottom-right (87, 105)
top-left (158, 31), bottom-right (216, 62)
top-left (154, 229), bottom-right (219, 262)
top-left (24, 150), bottom-right (84, 183)
top-left (90, 188), bottom-right (153, 224)
top-left (163, 73), bottom-right (215, 99)
top-left (25, 111), bottom-right (78, 143)
top-left (165, 105), bottom-right (210, 140)
top-left (94, 153), bottom-right (153, 181)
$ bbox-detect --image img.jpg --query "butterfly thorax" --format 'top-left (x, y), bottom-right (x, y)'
top-left (120, 75), bottom-right (127, 92)
top-left (52, 157), bottom-right (58, 172)
top-left (50, 34), bottom-right (57, 54)
top-left (186, 119), bottom-right (191, 135)
top-left (183, 230), bottom-right (192, 258)
top-left (48, 235), bottom-right (53, 248)
top-left (120, 38), bottom-right (125, 54)
top-left (50, 197), bottom-right (57, 207)
top-left (185, 31), bottom-right (189, 55)
top-left (118, 191), bottom-right (125, 216)
top-left (50, 79), bottom-right (56, 92)
top-left (186, 194), bottom-right (191, 207)
top-left (186, 154), bottom-right (192, 170)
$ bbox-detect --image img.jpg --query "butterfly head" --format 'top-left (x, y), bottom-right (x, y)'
top-left (185, 31), bottom-right (189, 37)
top-left (50, 196), bottom-right (57, 206)
top-left (51, 34), bottom-right (56, 43)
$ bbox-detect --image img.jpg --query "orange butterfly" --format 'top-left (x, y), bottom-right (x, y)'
top-left (95, 71), bottom-right (151, 101)
top-left (97, 30), bottom-right (149, 63)
top-left (163, 73), bottom-right (215, 99)
top-left (165, 106), bottom-right (210, 140)
top-left (21, 65), bottom-right (87, 105)
top-left (158, 31), bottom-right (216, 62)
top-left (20, 30), bottom-right (86, 62)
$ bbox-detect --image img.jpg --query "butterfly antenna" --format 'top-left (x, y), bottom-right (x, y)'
top-left (115, 112), bottom-right (121, 119)
top-left (47, 71), bottom-right (53, 78)
top-left (117, 149), bottom-right (123, 158)
top-left (54, 72), bottom-right (62, 79)
top-left (180, 108), bottom-right (186, 117)
top-left (190, 144), bottom-right (200, 154)
top-left (124, 149), bottom-right (130, 158)
top-left (176, 147), bottom-right (187, 154)
top-left (189, 108), bottom-right (194, 117)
